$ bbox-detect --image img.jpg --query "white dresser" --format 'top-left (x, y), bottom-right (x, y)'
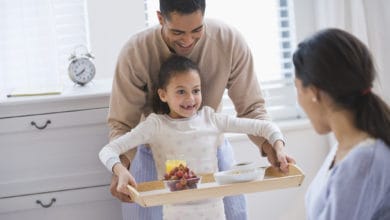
top-left (0, 79), bottom-right (122, 220)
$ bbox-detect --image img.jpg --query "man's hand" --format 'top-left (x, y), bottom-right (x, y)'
top-left (110, 175), bottom-right (133, 203)
top-left (262, 141), bottom-right (296, 173)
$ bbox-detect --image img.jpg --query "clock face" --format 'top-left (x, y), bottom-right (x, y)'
top-left (68, 57), bottom-right (96, 85)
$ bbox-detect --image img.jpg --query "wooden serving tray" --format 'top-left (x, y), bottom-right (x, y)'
top-left (127, 164), bottom-right (305, 207)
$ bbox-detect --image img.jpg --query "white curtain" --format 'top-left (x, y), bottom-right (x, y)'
top-left (314, 0), bottom-right (390, 104)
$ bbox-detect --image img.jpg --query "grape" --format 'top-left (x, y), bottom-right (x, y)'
top-left (163, 164), bottom-right (200, 191)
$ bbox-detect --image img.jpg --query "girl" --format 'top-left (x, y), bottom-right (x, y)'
top-left (99, 55), bottom-right (288, 220)
top-left (293, 28), bottom-right (390, 220)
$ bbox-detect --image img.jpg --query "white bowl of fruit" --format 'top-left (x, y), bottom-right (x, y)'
top-left (163, 164), bottom-right (201, 191)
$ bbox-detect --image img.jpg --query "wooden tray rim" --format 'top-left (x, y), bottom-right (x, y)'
top-left (127, 164), bottom-right (305, 207)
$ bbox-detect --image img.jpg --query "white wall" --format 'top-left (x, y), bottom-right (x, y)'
top-left (293, 0), bottom-right (316, 42)
top-left (86, 0), bottom-right (146, 80)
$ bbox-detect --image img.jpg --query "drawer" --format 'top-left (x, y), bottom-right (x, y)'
top-left (0, 108), bottom-right (112, 198)
top-left (0, 186), bottom-right (122, 220)
top-left (0, 108), bottom-right (108, 134)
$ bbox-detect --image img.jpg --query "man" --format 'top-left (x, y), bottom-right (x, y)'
top-left (108, 0), bottom-right (295, 219)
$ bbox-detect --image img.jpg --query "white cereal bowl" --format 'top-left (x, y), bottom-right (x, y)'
top-left (213, 167), bottom-right (265, 185)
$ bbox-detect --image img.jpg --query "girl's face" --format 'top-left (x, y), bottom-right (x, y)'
top-left (158, 70), bottom-right (202, 119)
top-left (294, 78), bottom-right (331, 134)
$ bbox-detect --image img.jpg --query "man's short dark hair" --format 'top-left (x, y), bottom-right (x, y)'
top-left (159, 0), bottom-right (205, 19)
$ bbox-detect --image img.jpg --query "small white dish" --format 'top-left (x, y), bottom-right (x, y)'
top-left (213, 167), bottom-right (265, 185)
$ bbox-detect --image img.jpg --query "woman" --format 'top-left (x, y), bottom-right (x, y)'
top-left (293, 28), bottom-right (390, 220)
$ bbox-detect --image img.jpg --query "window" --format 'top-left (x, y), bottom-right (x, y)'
top-left (144, 0), bottom-right (301, 121)
top-left (0, 0), bottom-right (90, 95)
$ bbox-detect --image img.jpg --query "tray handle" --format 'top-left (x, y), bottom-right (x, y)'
top-left (127, 185), bottom-right (140, 201)
top-left (265, 163), bottom-right (304, 177)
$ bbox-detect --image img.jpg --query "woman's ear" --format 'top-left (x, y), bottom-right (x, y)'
top-left (158, 88), bottom-right (167, 102)
top-left (308, 85), bottom-right (322, 102)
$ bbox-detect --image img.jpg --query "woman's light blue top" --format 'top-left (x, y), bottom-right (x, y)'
top-left (306, 138), bottom-right (390, 220)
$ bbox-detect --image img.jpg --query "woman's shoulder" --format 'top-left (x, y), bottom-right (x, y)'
top-left (370, 139), bottom-right (390, 171)
top-left (336, 138), bottom-right (390, 181)
top-left (327, 139), bottom-right (390, 220)
top-left (350, 139), bottom-right (390, 165)
top-left (374, 139), bottom-right (390, 156)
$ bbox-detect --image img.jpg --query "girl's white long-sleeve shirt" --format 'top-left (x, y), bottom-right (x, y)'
top-left (99, 106), bottom-right (284, 179)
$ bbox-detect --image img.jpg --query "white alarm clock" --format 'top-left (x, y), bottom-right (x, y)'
top-left (68, 46), bottom-right (96, 86)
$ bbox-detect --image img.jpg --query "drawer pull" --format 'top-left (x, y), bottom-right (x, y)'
top-left (36, 198), bottom-right (56, 208)
top-left (31, 120), bottom-right (51, 129)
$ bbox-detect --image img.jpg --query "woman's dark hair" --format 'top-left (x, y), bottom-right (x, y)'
top-left (159, 0), bottom-right (205, 20)
top-left (293, 28), bottom-right (390, 146)
top-left (152, 55), bottom-right (200, 114)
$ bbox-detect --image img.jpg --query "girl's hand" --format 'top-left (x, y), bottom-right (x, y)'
top-left (273, 140), bottom-right (295, 172)
top-left (113, 163), bottom-right (138, 200)
top-left (263, 141), bottom-right (296, 173)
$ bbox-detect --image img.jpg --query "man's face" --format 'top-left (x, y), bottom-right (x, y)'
top-left (158, 10), bottom-right (204, 56)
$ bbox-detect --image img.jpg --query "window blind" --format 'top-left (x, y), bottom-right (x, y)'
top-left (222, 0), bottom-right (301, 120)
top-left (0, 0), bottom-right (89, 94)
